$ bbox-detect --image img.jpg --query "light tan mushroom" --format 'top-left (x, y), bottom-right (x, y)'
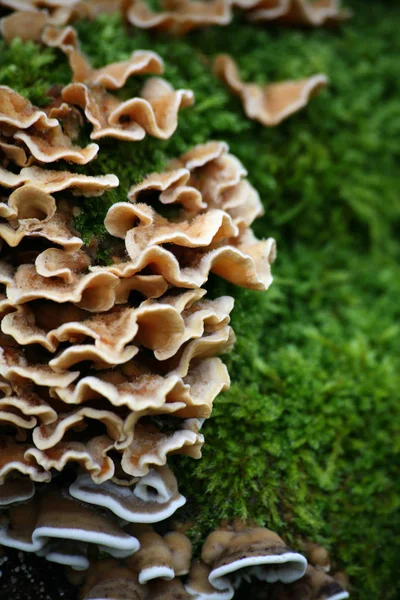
top-left (0, 86), bottom-right (58, 130)
top-left (234, 0), bottom-right (351, 25)
top-left (127, 0), bottom-right (232, 35)
top-left (54, 355), bottom-right (229, 419)
top-left (0, 250), bottom-right (120, 311)
top-left (120, 418), bottom-right (204, 477)
top-left (305, 542), bottom-right (331, 572)
top-left (61, 79), bottom-right (194, 141)
top-left (0, 10), bottom-right (47, 43)
top-left (41, 25), bottom-right (193, 141)
top-left (43, 25), bottom-right (164, 89)
top-left (214, 55), bottom-right (328, 127)
top-left (0, 186), bottom-right (83, 251)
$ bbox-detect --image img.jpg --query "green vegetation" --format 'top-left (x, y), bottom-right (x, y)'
top-left (1, 1), bottom-right (400, 597)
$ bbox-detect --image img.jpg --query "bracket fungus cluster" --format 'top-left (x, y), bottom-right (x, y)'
top-left (0, 21), bottom-right (277, 583)
top-left (0, 3), bottom-right (353, 598)
top-left (0, 0), bottom-right (350, 35)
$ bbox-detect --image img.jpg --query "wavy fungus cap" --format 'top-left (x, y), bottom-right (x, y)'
top-left (104, 141), bottom-right (275, 290)
top-left (234, 0), bottom-right (351, 25)
top-left (200, 524), bottom-right (307, 595)
top-left (0, 490), bottom-right (141, 569)
top-left (0, 165), bottom-right (119, 195)
top-left (127, 0), bottom-right (232, 35)
top-left (69, 465), bottom-right (186, 523)
top-left (41, 25), bottom-right (194, 141)
top-left (214, 55), bottom-right (328, 127)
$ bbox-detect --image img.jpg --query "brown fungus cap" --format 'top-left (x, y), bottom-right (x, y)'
top-left (81, 560), bottom-right (146, 600)
top-left (214, 55), bottom-right (328, 127)
top-left (126, 528), bottom-right (176, 584)
top-left (127, 0), bottom-right (232, 35)
top-left (69, 464), bottom-right (186, 523)
top-left (0, 490), bottom-right (141, 566)
top-left (201, 525), bottom-right (307, 593)
top-left (147, 577), bottom-right (192, 600)
top-left (0, 475), bottom-right (35, 506)
top-left (185, 559), bottom-right (233, 599)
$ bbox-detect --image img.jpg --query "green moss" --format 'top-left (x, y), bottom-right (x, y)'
top-left (1, 1), bottom-right (400, 597)
top-left (0, 37), bottom-right (69, 106)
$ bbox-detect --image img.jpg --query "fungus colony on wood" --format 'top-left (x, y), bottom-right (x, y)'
top-left (0, 8), bottom-right (350, 600)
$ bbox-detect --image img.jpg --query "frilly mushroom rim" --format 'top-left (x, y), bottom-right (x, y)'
top-left (41, 25), bottom-right (194, 141)
top-left (0, 165), bottom-right (119, 195)
top-left (61, 79), bottom-right (194, 141)
top-left (238, 0), bottom-right (351, 25)
top-left (127, 0), bottom-right (232, 35)
top-left (42, 25), bottom-right (164, 89)
top-left (214, 54), bottom-right (328, 127)
top-left (69, 467), bottom-right (186, 523)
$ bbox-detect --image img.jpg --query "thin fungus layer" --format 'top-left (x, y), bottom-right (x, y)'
top-left (214, 55), bottom-right (328, 127)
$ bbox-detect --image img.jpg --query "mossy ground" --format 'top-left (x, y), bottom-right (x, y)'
top-left (1, 1), bottom-right (399, 597)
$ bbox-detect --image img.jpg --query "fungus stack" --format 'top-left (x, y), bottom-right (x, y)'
top-left (0, 3), bottom-right (352, 599)
top-left (0, 23), bottom-right (276, 576)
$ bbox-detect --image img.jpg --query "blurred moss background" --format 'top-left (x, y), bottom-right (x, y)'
top-left (1, 1), bottom-right (399, 597)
